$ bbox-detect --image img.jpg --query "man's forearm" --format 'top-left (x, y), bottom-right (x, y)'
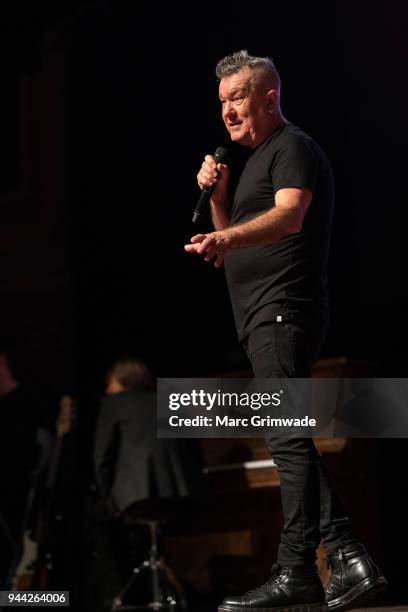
top-left (210, 192), bottom-right (231, 230)
top-left (228, 205), bottom-right (302, 248)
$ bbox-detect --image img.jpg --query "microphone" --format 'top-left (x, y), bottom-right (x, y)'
top-left (192, 147), bottom-right (229, 224)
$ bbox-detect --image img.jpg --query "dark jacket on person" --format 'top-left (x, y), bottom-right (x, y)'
top-left (94, 389), bottom-right (201, 514)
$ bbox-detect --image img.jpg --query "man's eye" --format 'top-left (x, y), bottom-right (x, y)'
top-left (220, 95), bottom-right (245, 107)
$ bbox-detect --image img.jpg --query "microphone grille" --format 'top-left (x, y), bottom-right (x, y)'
top-left (214, 147), bottom-right (229, 164)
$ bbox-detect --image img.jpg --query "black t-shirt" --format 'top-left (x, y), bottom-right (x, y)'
top-left (224, 122), bottom-right (334, 341)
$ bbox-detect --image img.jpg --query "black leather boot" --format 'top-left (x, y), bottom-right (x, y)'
top-left (218, 563), bottom-right (327, 611)
top-left (325, 543), bottom-right (387, 611)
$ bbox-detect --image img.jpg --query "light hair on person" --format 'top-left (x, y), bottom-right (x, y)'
top-left (215, 49), bottom-right (281, 91)
top-left (107, 356), bottom-right (151, 390)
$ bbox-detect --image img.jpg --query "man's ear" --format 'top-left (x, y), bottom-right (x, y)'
top-left (266, 89), bottom-right (277, 113)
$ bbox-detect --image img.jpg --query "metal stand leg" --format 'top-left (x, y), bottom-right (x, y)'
top-left (110, 520), bottom-right (187, 611)
top-left (111, 560), bottom-right (150, 610)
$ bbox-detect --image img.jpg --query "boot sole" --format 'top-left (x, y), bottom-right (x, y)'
top-left (327, 575), bottom-right (388, 611)
top-left (219, 603), bottom-right (327, 612)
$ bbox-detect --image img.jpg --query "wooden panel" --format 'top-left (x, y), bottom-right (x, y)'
top-left (200, 437), bottom-right (347, 491)
top-left (166, 531), bottom-right (253, 591)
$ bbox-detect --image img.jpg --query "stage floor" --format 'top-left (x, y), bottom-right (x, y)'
top-left (194, 606), bottom-right (408, 611)
top-left (350, 604), bottom-right (408, 612)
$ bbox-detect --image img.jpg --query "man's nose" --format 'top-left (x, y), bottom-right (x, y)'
top-left (222, 101), bottom-right (236, 120)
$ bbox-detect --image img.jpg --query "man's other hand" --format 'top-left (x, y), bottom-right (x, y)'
top-left (184, 230), bottom-right (233, 268)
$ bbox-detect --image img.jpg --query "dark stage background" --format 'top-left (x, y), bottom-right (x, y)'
top-left (2, 1), bottom-right (407, 384)
top-left (1, 0), bottom-right (408, 606)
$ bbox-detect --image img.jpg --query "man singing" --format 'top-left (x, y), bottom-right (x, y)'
top-left (185, 50), bottom-right (386, 612)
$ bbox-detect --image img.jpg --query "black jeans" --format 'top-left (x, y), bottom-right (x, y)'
top-left (244, 321), bottom-right (358, 567)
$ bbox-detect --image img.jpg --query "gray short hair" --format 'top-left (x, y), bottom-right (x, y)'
top-left (215, 50), bottom-right (280, 90)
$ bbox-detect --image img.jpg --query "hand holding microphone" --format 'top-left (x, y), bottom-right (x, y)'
top-left (186, 146), bottom-right (233, 268)
top-left (192, 147), bottom-right (229, 224)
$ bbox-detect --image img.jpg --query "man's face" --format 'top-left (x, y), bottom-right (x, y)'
top-left (219, 67), bottom-right (270, 148)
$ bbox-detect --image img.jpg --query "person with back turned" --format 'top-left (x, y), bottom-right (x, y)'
top-left (185, 50), bottom-right (386, 612)
top-left (94, 356), bottom-right (200, 519)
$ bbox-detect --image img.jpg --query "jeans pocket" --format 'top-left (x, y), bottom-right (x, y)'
top-left (247, 323), bottom-right (296, 378)
top-left (283, 323), bottom-right (317, 376)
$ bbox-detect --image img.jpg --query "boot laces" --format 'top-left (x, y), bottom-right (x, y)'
top-left (245, 564), bottom-right (283, 596)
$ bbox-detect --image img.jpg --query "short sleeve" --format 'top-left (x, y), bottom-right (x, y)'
top-left (270, 136), bottom-right (320, 194)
